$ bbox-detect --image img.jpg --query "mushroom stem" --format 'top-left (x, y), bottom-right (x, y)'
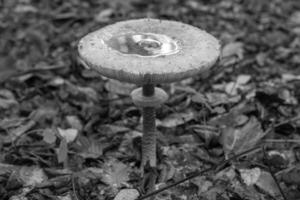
top-left (142, 106), bottom-right (157, 167)
top-left (143, 84), bottom-right (155, 96)
top-left (141, 84), bottom-right (157, 168)
top-left (131, 85), bottom-right (168, 170)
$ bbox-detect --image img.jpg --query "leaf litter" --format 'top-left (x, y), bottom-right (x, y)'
top-left (1, 0), bottom-right (300, 200)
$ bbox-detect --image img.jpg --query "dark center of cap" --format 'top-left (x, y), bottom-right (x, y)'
top-left (138, 39), bottom-right (161, 50)
top-left (105, 33), bottom-right (180, 57)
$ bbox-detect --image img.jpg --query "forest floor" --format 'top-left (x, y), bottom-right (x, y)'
top-left (0, 0), bottom-right (300, 200)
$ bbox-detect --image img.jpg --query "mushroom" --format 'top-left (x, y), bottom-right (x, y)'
top-left (78, 18), bottom-right (220, 183)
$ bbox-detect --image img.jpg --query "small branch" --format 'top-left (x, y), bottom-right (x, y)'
top-left (263, 115), bottom-right (300, 136)
top-left (263, 139), bottom-right (300, 143)
top-left (274, 115), bottom-right (300, 128)
top-left (72, 174), bottom-right (80, 200)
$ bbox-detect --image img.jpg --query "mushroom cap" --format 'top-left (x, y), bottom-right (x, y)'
top-left (78, 18), bottom-right (220, 84)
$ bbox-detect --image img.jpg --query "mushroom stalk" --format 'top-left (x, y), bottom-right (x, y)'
top-left (143, 84), bottom-right (155, 96)
top-left (141, 84), bottom-right (157, 168)
top-left (131, 84), bottom-right (168, 171)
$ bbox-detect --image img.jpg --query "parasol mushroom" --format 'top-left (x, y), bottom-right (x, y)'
top-left (78, 18), bottom-right (220, 190)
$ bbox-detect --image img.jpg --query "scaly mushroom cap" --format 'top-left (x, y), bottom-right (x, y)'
top-left (78, 18), bottom-right (220, 84)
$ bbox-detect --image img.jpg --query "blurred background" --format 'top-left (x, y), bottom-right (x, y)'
top-left (1, 0), bottom-right (299, 81)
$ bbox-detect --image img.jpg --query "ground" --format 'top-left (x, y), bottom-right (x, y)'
top-left (0, 0), bottom-right (300, 200)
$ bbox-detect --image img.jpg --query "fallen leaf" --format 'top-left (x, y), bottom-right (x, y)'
top-left (8, 188), bottom-right (31, 200)
top-left (19, 166), bottom-right (47, 187)
top-left (98, 124), bottom-right (130, 137)
top-left (10, 120), bottom-right (36, 142)
top-left (75, 86), bottom-right (98, 101)
top-left (48, 76), bottom-right (65, 86)
top-left (102, 161), bottom-right (130, 188)
top-left (113, 189), bottom-right (139, 200)
top-left (282, 73), bottom-right (300, 82)
top-left (255, 171), bottom-right (280, 197)
top-left (159, 111), bottom-right (194, 128)
top-left (57, 193), bottom-right (72, 200)
top-left (225, 74), bottom-right (252, 95)
top-left (220, 117), bottom-right (265, 156)
top-left (14, 4), bottom-right (37, 13)
top-left (0, 117), bottom-right (25, 130)
top-left (79, 167), bottom-right (103, 182)
top-left (30, 107), bottom-right (58, 122)
top-left (281, 165), bottom-right (300, 185)
top-left (0, 89), bottom-right (18, 109)
top-left (42, 128), bottom-right (57, 144)
top-left (278, 88), bottom-right (298, 105)
top-left (290, 11), bottom-right (300, 26)
top-left (105, 79), bottom-right (135, 96)
top-left (222, 42), bottom-right (244, 59)
top-left (158, 161), bottom-right (176, 182)
top-left (239, 167), bottom-right (261, 186)
top-left (108, 0), bottom-right (137, 10)
top-left (65, 81), bottom-right (99, 101)
top-left (79, 137), bottom-right (104, 159)
top-left (191, 124), bottom-right (220, 146)
top-left (66, 115), bottom-right (83, 131)
top-left (57, 128), bottom-right (78, 143)
top-left (256, 52), bottom-right (267, 66)
top-left (0, 57), bottom-right (19, 83)
top-left (191, 176), bottom-right (213, 194)
top-left (265, 150), bottom-right (289, 169)
top-left (264, 30), bottom-right (288, 47)
top-left (206, 92), bottom-right (241, 106)
top-left (94, 9), bottom-right (114, 22)
top-left (236, 74), bottom-right (251, 85)
top-left (57, 138), bottom-right (68, 164)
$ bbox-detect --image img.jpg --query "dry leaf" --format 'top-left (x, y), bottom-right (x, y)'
top-left (42, 128), bottom-right (57, 144)
top-left (98, 124), bottom-right (130, 137)
top-left (102, 161), bottom-right (130, 188)
top-left (220, 117), bottom-right (265, 156)
top-left (160, 111), bottom-right (194, 128)
top-left (14, 4), bottom-right (37, 13)
top-left (57, 128), bottom-right (78, 143)
top-left (66, 82), bottom-right (98, 101)
top-left (222, 42), bottom-right (244, 58)
top-left (105, 79), bottom-right (135, 96)
top-left (290, 11), bottom-right (300, 25)
top-left (19, 166), bottom-right (47, 187)
top-left (113, 189), bottom-right (139, 200)
top-left (281, 165), bottom-right (300, 185)
top-left (80, 138), bottom-right (104, 159)
top-left (206, 92), bottom-right (241, 106)
top-left (225, 74), bottom-right (251, 95)
top-left (239, 167), bottom-right (261, 186)
top-left (66, 115), bottom-right (83, 131)
top-left (94, 9), bottom-right (114, 22)
top-left (255, 171), bottom-right (280, 197)
top-left (57, 193), bottom-right (72, 200)
top-left (57, 138), bottom-right (68, 164)
top-left (0, 89), bottom-right (18, 109)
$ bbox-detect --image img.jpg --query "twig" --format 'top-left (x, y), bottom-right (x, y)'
top-left (137, 146), bottom-right (261, 200)
top-left (274, 115), bottom-right (300, 128)
top-left (264, 139), bottom-right (300, 143)
top-left (262, 146), bottom-right (287, 200)
top-left (263, 115), bottom-right (300, 136)
top-left (72, 174), bottom-right (80, 200)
